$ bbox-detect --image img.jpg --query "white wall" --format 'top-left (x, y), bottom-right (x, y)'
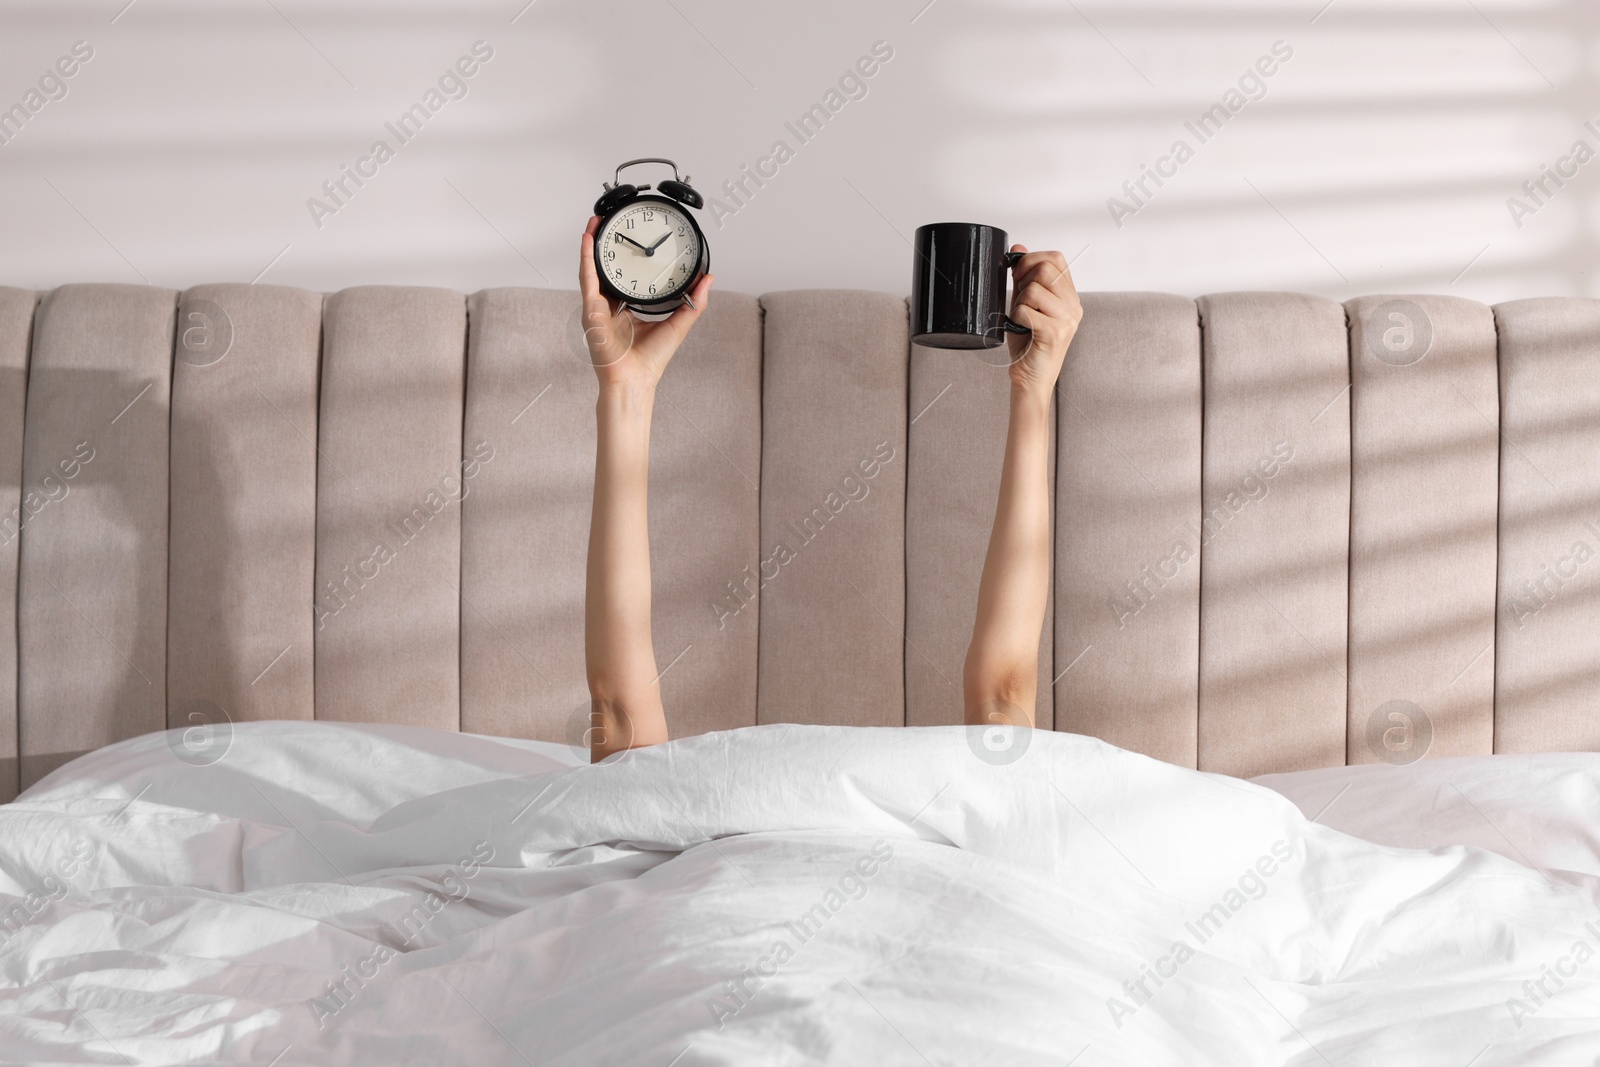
top-left (0, 0), bottom-right (1593, 303)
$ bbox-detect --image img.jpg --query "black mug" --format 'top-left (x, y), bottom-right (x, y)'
top-left (910, 222), bottom-right (1032, 351)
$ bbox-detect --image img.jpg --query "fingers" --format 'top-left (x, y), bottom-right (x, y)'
top-left (662, 273), bottom-right (714, 345)
top-left (1008, 300), bottom-right (1040, 338)
top-left (1009, 244), bottom-right (1083, 340)
top-left (1009, 244), bottom-right (1078, 301)
top-left (1007, 299), bottom-right (1063, 341)
top-left (1004, 301), bottom-right (1045, 370)
top-left (1006, 243), bottom-right (1084, 391)
top-left (1010, 281), bottom-right (1079, 355)
top-left (1018, 258), bottom-right (1075, 300)
top-left (1012, 280), bottom-right (1077, 327)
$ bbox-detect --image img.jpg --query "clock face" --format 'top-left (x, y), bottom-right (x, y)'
top-left (597, 200), bottom-right (702, 303)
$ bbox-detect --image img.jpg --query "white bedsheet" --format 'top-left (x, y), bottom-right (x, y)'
top-left (1, 721), bottom-right (1597, 1065)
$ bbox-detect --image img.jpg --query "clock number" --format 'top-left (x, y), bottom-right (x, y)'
top-left (643, 209), bottom-right (653, 221)
top-left (604, 250), bottom-right (615, 262)
top-left (613, 268), bottom-right (621, 279)
top-left (678, 225), bottom-right (687, 235)
top-left (649, 284), bottom-right (657, 295)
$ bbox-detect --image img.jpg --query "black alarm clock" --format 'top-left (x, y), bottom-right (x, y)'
top-left (592, 158), bottom-right (709, 315)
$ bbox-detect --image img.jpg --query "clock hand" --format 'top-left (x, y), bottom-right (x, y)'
top-left (646, 231), bottom-right (672, 254)
top-left (615, 233), bottom-right (651, 252)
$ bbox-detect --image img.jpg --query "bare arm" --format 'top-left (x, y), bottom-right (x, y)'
top-left (585, 379), bottom-right (667, 759)
top-left (964, 247), bottom-right (1083, 728)
top-left (579, 215), bottom-right (714, 761)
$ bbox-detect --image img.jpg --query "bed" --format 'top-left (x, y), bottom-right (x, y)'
top-left (6, 721), bottom-right (1600, 1064)
top-left (0, 282), bottom-right (1598, 1062)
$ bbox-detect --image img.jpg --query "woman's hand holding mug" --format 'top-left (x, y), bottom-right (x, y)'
top-left (1003, 246), bottom-right (1083, 406)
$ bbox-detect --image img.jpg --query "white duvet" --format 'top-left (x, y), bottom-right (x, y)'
top-left (1, 722), bottom-right (1598, 1065)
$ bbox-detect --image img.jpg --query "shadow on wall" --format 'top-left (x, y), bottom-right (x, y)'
top-left (926, 0), bottom-right (1600, 299)
top-left (2, 1), bottom-right (1598, 297)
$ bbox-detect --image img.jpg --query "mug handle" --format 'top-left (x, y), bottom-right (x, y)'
top-left (999, 250), bottom-right (1032, 337)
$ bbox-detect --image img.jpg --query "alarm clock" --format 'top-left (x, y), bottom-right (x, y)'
top-left (592, 157), bottom-right (710, 316)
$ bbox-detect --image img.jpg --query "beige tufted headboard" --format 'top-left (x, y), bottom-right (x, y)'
top-left (0, 283), bottom-right (1594, 796)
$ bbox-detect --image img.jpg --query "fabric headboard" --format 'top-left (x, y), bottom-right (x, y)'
top-left (0, 283), bottom-right (1593, 795)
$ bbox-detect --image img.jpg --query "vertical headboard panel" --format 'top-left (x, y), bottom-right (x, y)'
top-left (1346, 295), bottom-right (1499, 764)
top-left (19, 284), bottom-right (175, 788)
top-left (904, 338), bottom-right (1055, 729)
top-left (757, 291), bottom-right (907, 728)
top-left (460, 289), bottom-right (764, 745)
top-left (314, 287), bottom-right (465, 729)
top-left (168, 284), bottom-right (321, 729)
top-left (1196, 293), bottom-right (1350, 777)
top-left (460, 289), bottom-right (586, 743)
top-left (643, 291), bottom-right (765, 740)
top-left (1493, 298), bottom-right (1600, 752)
top-left (1055, 293), bottom-right (1202, 767)
top-left (0, 289), bottom-right (35, 800)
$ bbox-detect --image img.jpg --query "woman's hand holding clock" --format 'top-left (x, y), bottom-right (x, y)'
top-left (579, 214), bottom-right (714, 390)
